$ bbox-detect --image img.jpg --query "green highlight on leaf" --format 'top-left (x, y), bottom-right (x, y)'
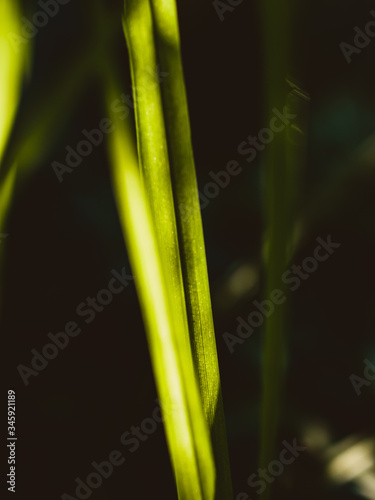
top-left (121, 0), bottom-right (233, 496)
top-left (0, 0), bottom-right (30, 303)
top-left (148, 0), bottom-right (233, 497)
top-left (0, 0), bottom-right (28, 227)
top-left (0, 1), bottom-right (28, 166)
top-left (107, 85), bottom-right (216, 498)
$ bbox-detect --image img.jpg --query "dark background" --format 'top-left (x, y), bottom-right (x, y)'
top-left (2, 0), bottom-right (375, 498)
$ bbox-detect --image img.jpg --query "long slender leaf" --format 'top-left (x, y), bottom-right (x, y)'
top-left (0, 0), bottom-right (28, 229)
top-left (107, 84), bottom-right (215, 499)
top-left (259, 2), bottom-right (295, 499)
top-left (0, 0), bottom-right (28, 165)
top-left (0, 0), bottom-right (29, 309)
top-left (123, 0), bottom-right (193, 359)
top-left (114, 0), bottom-right (218, 494)
top-left (147, 1), bottom-right (233, 497)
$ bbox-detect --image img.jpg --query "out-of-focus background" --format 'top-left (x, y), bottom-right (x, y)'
top-left (2, 0), bottom-right (375, 498)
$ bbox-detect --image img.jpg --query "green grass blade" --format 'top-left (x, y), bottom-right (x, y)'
top-left (258, 2), bottom-right (295, 499)
top-left (0, 1), bottom-right (28, 166)
top-left (119, 0), bottom-right (217, 494)
top-left (147, 1), bottom-right (233, 497)
top-left (0, 0), bottom-right (30, 308)
top-left (122, 0), bottom-right (194, 361)
top-left (0, 0), bottom-right (29, 229)
top-left (107, 88), bottom-right (215, 498)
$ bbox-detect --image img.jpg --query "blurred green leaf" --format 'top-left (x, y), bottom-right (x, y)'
top-left (0, 0), bottom-right (30, 305)
top-left (258, 2), bottom-right (295, 499)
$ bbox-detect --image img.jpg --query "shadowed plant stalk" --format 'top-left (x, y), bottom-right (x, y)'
top-left (258, 1), bottom-right (299, 499)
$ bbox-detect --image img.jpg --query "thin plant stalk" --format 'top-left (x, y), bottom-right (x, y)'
top-left (258, 1), bottom-right (295, 499)
top-left (107, 79), bottom-right (215, 499)
top-left (122, 0), bottom-right (192, 358)
top-left (122, 0), bottom-right (220, 494)
top-left (148, 2), bottom-right (233, 497)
